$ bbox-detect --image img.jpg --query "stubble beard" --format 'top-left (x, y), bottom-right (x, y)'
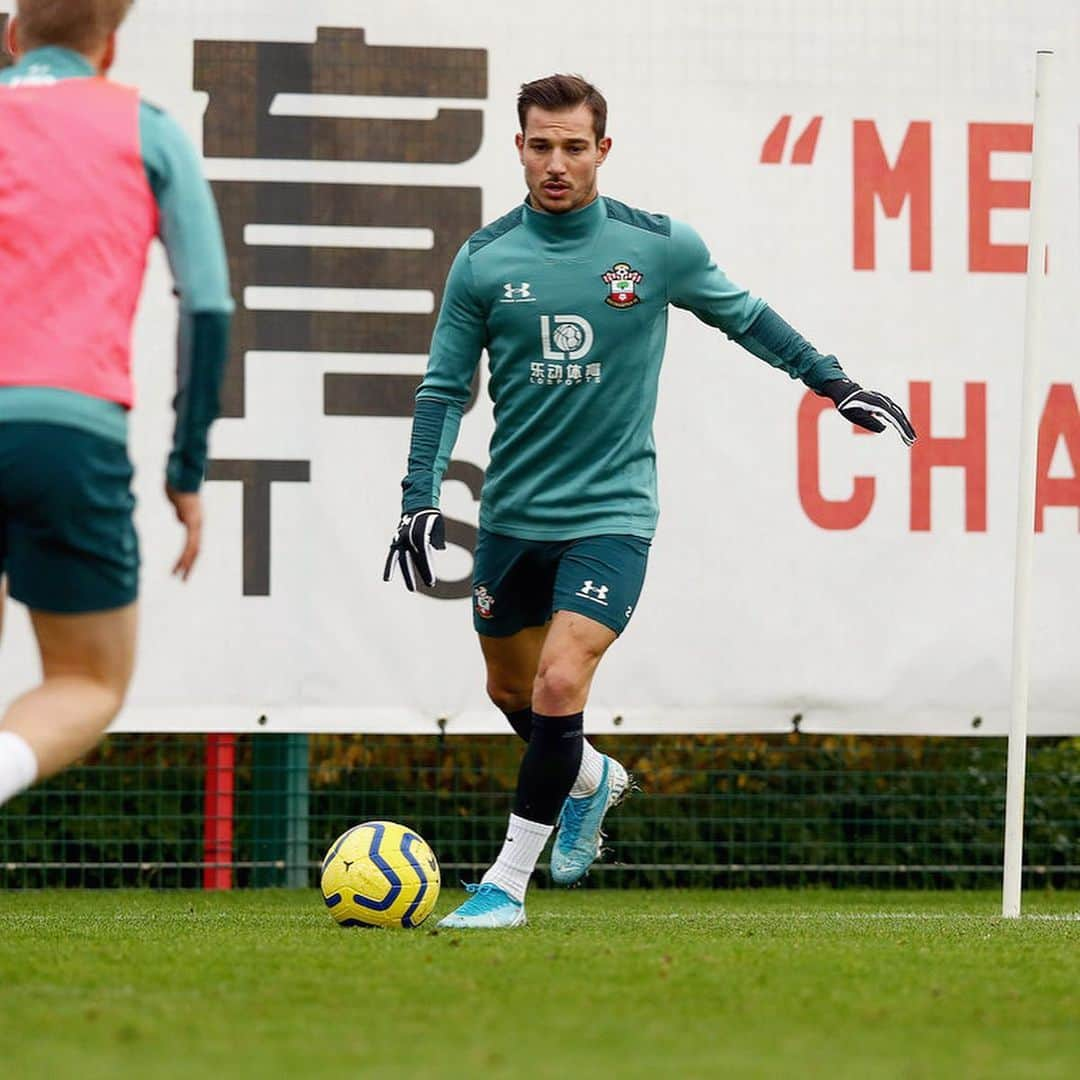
top-left (530, 176), bottom-right (597, 215)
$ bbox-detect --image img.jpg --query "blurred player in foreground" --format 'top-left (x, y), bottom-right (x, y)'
top-left (0, 1), bottom-right (232, 807)
top-left (386, 74), bottom-right (915, 928)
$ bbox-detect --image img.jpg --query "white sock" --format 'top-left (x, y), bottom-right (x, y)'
top-left (481, 813), bottom-right (553, 903)
top-left (0, 731), bottom-right (39, 807)
top-left (570, 739), bottom-right (605, 798)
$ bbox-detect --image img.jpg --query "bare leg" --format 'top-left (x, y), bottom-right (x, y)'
top-left (479, 615), bottom-right (613, 773)
top-left (479, 624), bottom-right (549, 715)
top-left (2, 603), bottom-right (137, 780)
top-left (499, 611), bottom-right (615, 834)
top-left (441, 613), bottom-right (625, 923)
top-left (531, 610), bottom-right (616, 716)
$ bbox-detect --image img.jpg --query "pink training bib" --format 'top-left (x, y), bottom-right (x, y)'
top-left (0, 77), bottom-right (158, 408)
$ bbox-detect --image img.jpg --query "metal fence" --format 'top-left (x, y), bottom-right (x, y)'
top-left (1, 732), bottom-right (1077, 889)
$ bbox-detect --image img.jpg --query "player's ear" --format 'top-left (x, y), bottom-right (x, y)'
top-left (515, 130), bottom-right (526, 163)
top-left (99, 31), bottom-right (117, 74)
top-left (5, 15), bottom-right (20, 59)
top-left (596, 136), bottom-right (612, 166)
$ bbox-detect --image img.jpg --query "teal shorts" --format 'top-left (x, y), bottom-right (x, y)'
top-left (0, 422), bottom-right (139, 614)
top-left (472, 529), bottom-right (651, 638)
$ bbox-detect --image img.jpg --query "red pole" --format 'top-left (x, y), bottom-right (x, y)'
top-left (203, 733), bottom-right (236, 890)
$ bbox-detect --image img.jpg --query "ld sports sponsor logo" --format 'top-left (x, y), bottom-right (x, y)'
top-left (540, 314), bottom-right (593, 360)
top-left (532, 314), bottom-right (601, 385)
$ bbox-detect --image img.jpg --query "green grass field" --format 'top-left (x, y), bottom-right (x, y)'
top-left (1, 889), bottom-right (1077, 1079)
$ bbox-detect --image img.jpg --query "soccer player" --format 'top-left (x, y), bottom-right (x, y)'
top-left (0, 1), bottom-right (232, 808)
top-left (385, 74), bottom-right (914, 928)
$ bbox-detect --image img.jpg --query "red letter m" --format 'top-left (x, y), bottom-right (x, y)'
top-left (853, 120), bottom-right (932, 271)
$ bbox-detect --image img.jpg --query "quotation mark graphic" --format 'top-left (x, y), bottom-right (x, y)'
top-left (760, 115), bottom-right (824, 164)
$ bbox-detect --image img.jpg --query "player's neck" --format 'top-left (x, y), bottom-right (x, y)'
top-left (523, 192), bottom-right (605, 248)
top-left (13, 44), bottom-right (105, 76)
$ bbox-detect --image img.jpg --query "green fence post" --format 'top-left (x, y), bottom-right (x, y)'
top-left (252, 734), bottom-right (310, 887)
top-left (285, 734), bottom-right (310, 888)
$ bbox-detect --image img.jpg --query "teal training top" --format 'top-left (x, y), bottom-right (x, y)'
top-left (0, 47), bottom-right (232, 492)
top-left (402, 195), bottom-right (845, 540)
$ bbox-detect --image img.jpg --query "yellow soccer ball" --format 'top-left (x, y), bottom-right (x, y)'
top-left (320, 821), bottom-right (441, 929)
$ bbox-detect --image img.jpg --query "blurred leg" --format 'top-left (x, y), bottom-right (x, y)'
top-left (2, 603), bottom-right (137, 782)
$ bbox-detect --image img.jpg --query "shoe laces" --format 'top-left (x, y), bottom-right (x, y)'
top-left (457, 882), bottom-right (516, 915)
top-left (559, 796), bottom-right (588, 841)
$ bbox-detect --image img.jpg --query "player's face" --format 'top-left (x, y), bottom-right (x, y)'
top-left (516, 103), bottom-right (611, 214)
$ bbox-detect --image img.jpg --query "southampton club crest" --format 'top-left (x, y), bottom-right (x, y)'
top-left (602, 262), bottom-right (643, 308)
top-left (474, 585), bottom-right (495, 620)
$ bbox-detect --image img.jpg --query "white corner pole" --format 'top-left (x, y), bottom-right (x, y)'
top-left (1003, 49), bottom-right (1055, 919)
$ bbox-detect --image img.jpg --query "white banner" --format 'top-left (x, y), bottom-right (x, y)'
top-left (2, 0), bottom-right (1079, 735)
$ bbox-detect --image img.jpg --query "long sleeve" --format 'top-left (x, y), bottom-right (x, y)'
top-left (668, 220), bottom-right (846, 390)
top-left (667, 219), bottom-right (765, 334)
top-left (732, 306), bottom-right (847, 391)
top-left (140, 101), bottom-right (233, 493)
top-left (401, 244), bottom-right (486, 511)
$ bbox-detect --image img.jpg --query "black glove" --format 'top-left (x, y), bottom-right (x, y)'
top-left (383, 508), bottom-right (445, 592)
top-left (821, 379), bottom-right (916, 446)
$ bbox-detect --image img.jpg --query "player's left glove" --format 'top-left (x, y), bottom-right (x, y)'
top-left (821, 379), bottom-right (916, 446)
top-left (383, 508), bottom-right (445, 592)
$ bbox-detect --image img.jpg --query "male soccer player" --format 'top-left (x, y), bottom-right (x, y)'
top-left (0, 1), bottom-right (232, 808)
top-left (385, 74), bottom-right (914, 928)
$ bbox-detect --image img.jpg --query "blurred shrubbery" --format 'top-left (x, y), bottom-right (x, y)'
top-left (309, 732), bottom-right (1079, 889)
top-left (2, 733), bottom-right (1076, 888)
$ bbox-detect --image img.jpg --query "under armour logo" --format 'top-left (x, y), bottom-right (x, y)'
top-left (575, 579), bottom-right (610, 606)
top-left (501, 282), bottom-right (535, 303)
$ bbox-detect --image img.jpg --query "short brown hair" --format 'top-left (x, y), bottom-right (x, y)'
top-left (16, 0), bottom-right (134, 53)
top-left (517, 74), bottom-right (607, 143)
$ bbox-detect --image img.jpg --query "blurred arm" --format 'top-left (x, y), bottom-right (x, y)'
top-left (141, 102), bottom-right (234, 493)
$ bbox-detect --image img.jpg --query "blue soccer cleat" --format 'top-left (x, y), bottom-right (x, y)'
top-left (550, 756), bottom-right (632, 886)
top-left (437, 883), bottom-right (526, 929)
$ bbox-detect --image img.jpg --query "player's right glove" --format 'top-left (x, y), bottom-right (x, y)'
top-left (821, 379), bottom-right (917, 446)
top-left (383, 508), bottom-right (445, 592)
